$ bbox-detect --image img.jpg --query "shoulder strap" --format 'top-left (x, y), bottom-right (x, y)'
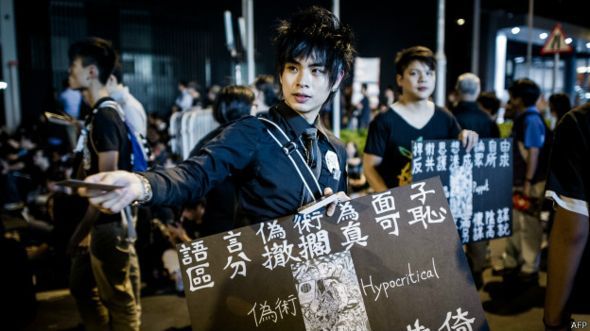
top-left (96, 99), bottom-right (126, 122)
top-left (258, 117), bottom-right (323, 202)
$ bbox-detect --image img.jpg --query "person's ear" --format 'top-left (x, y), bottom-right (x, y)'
top-left (87, 64), bottom-right (98, 81)
top-left (396, 74), bottom-right (403, 87)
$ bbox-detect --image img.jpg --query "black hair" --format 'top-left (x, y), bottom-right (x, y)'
top-left (273, 6), bottom-right (356, 93)
top-left (395, 46), bottom-right (436, 77)
top-left (477, 91), bottom-right (501, 116)
top-left (548, 93), bottom-right (571, 121)
top-left (213, 85), bottom-right (255, 124)
top-left (111, 61), bottom-right (123, 84)
top-left (254, 75), bottom-right (279, 107)
top-left (68, 37), bottom-right (117, 85)
top-left (508, 78), bottom-right (541, 107)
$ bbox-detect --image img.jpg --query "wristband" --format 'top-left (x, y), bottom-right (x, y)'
top-left (134, 174), bottom-right (152, 204)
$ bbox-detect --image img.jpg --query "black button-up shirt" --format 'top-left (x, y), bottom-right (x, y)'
top-left (143, 102), bottom-right (348, 222)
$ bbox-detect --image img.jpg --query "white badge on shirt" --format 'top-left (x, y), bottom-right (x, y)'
top-left (325, 150), bottom-right (341, 180)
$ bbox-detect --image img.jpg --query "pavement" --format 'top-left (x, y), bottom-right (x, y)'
top-left (22, 267), bottom-right (590, 331)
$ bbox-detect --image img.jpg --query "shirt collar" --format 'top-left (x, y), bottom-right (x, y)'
top-left (274, 101), bottom-right (317, 138)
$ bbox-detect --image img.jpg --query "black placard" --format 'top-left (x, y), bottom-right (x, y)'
top-left (177, 177), bottom-right (489, 330)
top-left (412, 138), bottom-right (513, 243)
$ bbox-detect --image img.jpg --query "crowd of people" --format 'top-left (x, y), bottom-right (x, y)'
top-left (0, 5), bottom-right (588, 331)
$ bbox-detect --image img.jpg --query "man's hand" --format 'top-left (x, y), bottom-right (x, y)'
top-left (79, 170), bottom-right (144, 214)
top-left (323, 187), bottom-right (350, 217)
top-left (458, 129), bottom-right (479, 152)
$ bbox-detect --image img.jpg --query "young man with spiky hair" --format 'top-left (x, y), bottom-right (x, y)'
top-left (81, 7), bottom-right (355, 224)
top-left (67, 37), bottom-right (141, 330)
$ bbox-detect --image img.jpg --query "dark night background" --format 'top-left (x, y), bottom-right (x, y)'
top-left (6, 0), bottom-right (590, 124)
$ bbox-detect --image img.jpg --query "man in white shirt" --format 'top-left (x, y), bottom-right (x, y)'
top-left (106, 63), bottom-right (147, 137)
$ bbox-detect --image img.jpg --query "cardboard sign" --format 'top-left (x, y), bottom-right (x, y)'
top-left (177, 177), bottom-right (489, 330)
top-left (412, 138), bottom-right (513, 243)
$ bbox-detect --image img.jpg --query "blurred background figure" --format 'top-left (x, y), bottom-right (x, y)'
top-left (58, 77), bottom-right (82, 120)
top-left (345, 141), bottom-right (368, 197)
top-left (548, 93), bottom-right (571, 130)
top-left (355, 83), bottom-right (371, 129)
top-left (189, 85), bottom-right (255, 236)
top-left (252, 74), bottom-right (279, 115)
top-left (106, 62), bottom-right (148, 137)
top-left (203, 84), bottom-right (221, 108)
top-left (173, 80), bottom-right (193, 113)
top-left (379, 85), bottom-right (396, 113)
top-left (477, 91), bottom-right (502, 123)
top-left (187, 81), bottom-right (202, 108)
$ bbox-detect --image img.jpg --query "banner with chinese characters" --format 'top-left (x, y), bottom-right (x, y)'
top-left (412, 138), bottom-right (513, 244)
top-left (177, 177), bottom-right (488, 330)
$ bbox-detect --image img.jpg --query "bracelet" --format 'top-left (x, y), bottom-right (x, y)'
top-left (134, 174), bottom-right (153, 205)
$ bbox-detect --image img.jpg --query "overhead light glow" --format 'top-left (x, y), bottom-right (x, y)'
top-left (565, 38), bottom-right (572, 44)
top-left (514, 57), bottom-right (525, 64)
top-left (511, 27), bottom-right (520, 35)
top-left (456, 18), bottom-right (465, 26)
top-left (539, 33), bottom-right (548, 40)
top-left (586, 42), bottom-right (590, 48)
top-left (0, 81), bottom-right (7, 90)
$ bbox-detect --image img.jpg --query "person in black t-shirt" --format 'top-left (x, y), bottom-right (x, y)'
top-left (543, 103), bottom-right (590, 331)
top-left (363, 46), bottom-right (478, 191)
top-left (66, 37), bottom-right (140, 330)
top-left (80, 7), bottom-right (355, 223)
top-left (452, 73), bottom-right (499, 139)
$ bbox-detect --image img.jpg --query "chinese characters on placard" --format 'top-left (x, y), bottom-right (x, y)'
top-left (413, 139), bottom-right (512, 243)
top-left (406, 307), bottom-right (475, 331)
top-left (178, 240), bottom-right (215, 292)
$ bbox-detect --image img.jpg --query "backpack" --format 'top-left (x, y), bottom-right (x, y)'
top-left (96, 100), bottom-right (151, 172)
top-left (512, 111), bottom-right (553, 185)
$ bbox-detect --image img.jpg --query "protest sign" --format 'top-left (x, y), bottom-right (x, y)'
top-left (412, 138), bottom-right (513, 243)
top-left (178, 177), bottom-right (488, 330)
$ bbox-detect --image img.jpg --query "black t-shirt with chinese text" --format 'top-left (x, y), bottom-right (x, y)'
top-left (364, 106), bottom-right (461, 188)
top-left (546, 103), bottom-right (590, 206)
